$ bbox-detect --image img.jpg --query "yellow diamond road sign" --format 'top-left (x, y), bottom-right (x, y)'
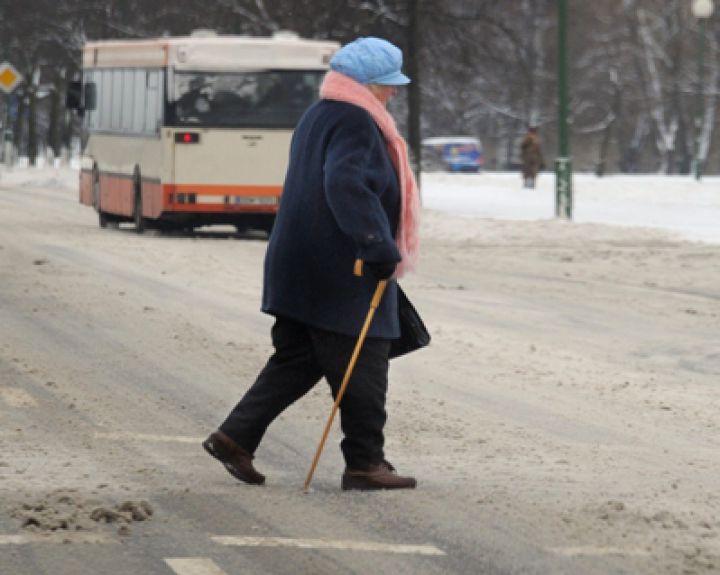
top-left (0, 62), bottom-right (22, 94)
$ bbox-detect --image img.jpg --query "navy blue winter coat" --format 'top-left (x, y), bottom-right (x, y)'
top-left (261, 100), bottom-right (401, 339)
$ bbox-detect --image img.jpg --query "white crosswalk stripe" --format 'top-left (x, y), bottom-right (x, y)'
top-left (0, 533), bottom-right (111, 545)
top-left (95, 432), bottom-right (202, 444)
top-left (549, 546), bottom-right (651, 557)
top-left (165, 557), bottom-right (229, 575)
top-left (211, 535), bottom-right (446, 556)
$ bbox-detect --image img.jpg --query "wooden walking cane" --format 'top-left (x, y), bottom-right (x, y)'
top-left (303, 268), bottom-right (388, 492)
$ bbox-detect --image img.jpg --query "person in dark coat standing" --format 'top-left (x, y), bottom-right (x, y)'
top-left (520, 126), bottom-right (544, 188)
top-left (203, 37), bottom-right (421, 491)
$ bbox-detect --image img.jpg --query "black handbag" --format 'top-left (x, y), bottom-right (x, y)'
top-left (389, 285), bottom-right (431, 359)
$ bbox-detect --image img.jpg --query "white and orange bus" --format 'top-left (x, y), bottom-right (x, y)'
top-left (69, 31), bottom-right (338, 233)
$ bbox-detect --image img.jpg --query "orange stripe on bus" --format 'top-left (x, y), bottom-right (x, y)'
top-left (163, 184), bottom-right (282, 197)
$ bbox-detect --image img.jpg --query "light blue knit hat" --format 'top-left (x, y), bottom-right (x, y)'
top-left (330, 37), bottom-right (411, 86)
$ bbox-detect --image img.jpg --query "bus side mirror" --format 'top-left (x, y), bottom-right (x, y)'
top-left (83, 82), bottom-right (97, 111)
top-left (66, 81), bottom-right (82, 110)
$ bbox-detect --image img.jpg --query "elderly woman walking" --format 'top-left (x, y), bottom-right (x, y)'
top-left (203, 37), bottom-right (421, 491)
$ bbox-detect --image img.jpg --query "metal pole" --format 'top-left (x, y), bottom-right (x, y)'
top-left (407, 0), bottom-right (422, 198)
top-left (555, 0), bottom-right (573, 219)
top-left (0, 94), bottom-right (5, 164)
top-left (694, 19), bottom-right (706, 181)
top-left (2, 94), bottom-right (15, 167)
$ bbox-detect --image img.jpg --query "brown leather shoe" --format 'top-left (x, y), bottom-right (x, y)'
top-left (202, 430), bottom-right (265, 485)
top-left (341, 460), bottom-right (416, 491)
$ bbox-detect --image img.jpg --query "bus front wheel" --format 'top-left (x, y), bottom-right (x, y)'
top-left (133, 174), bottom-right (146, 234)
top-left (93, 170), bottom-right (109, 229)
top-left (133, 194), bottom-right (146, 234)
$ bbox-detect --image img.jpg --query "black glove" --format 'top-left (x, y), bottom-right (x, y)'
top-left (365, 261), bottom-right (396, 280)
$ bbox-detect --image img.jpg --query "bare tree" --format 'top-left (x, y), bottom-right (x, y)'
top-left (1, 0), bottom-right (718, 173)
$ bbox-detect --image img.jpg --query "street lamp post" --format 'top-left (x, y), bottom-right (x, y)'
top-left (692, 0), bottom-right (714, 181)
top-left (556, 0), bottom-right (572, 219)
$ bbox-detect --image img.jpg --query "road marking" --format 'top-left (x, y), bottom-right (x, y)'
top-left (95, 432), bottom-right (202, 444)
top-left (0, 533), bottom-right (112, 545)
top-left (0, 387), bottom-right (38, 408)
top-left (211, 535), bottom-right (446, 556)
top-left (165, 558), bottom-right (228, 575)
top-left (549, 546), bottom-right (651, 557)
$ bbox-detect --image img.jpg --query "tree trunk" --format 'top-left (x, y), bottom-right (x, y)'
top-left (28, 89), bottom-right (37, 166)
top-left (406, 0), bottom-right (422, 190)
top-left (48, 84), bottom-right (62, 160)
top-left (13, 92), bottom-right (25, 156)
top-left (698, 34), bottom-right (718, 173)
top-left (595, 119), bottom-right (613, 177)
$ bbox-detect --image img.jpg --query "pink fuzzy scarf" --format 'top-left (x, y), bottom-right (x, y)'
top-left (320, 71), bottom-right (420, 278)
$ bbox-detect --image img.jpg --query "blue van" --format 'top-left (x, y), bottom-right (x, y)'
top-left (422, 136), bottom-right (483, 173)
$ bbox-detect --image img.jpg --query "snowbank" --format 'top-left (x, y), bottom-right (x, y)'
top-left (4, 164), bottom-right (719, 245)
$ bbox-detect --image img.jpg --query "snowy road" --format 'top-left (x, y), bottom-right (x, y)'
top-left (0, 167), bottom-right (719, 574)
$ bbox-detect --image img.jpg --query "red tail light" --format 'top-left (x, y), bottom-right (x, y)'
top-left (175, 132), bottom-right (200, 144)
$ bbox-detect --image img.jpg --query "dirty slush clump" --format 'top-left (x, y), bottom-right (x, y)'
top-left (12, 489), bottom-right (154, 536)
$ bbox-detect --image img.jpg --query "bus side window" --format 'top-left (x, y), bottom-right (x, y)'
top-left (99, 69), bottom-right (113, 131)
top-left (145, 71), bottom-right (162, 135)
top-left (121, 69), bottom-right (135, 133)
top-left (132, 70), bottom-right (146, 133)
top-left (110, 69), bottom-right (123, 130)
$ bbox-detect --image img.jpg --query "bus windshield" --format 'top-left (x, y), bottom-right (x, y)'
top-left (170, 70), bottom-right (324, 128)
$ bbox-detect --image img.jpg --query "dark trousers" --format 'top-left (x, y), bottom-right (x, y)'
top-left (219, 317), bottom-right (391, 470)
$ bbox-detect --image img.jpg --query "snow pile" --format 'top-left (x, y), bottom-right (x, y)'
top-left (422, 171), bottom-right (720, 244)
top-left (0, 162), bottom-right (80, 191)
top-left (4, 164), bottom-right (719, 245)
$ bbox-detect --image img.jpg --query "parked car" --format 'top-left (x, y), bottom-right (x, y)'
top-left (422, 136), bottom-right (483, 173)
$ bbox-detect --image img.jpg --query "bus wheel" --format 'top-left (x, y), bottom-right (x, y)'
top-left (132, 175), bottom-right (146, 234)
top-left (133, 194), bottom-right (146, 234)
top-left (93, 170), bottom-right (108, 229)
